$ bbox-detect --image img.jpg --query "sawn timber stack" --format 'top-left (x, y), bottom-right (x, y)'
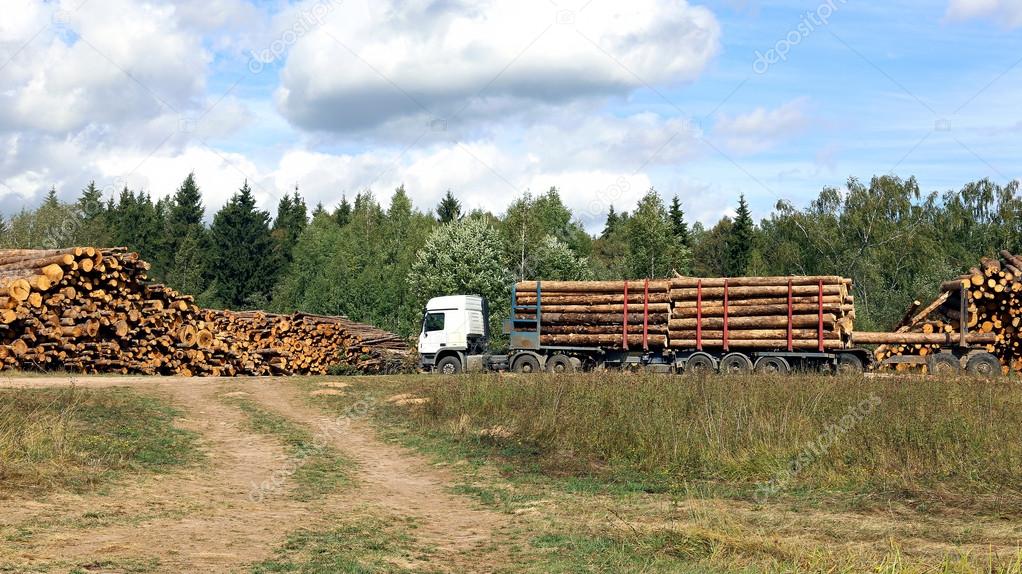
top-left (514, 275), bottom-right (857, 350)
top-left (0, 248), bottom-right (409, 375)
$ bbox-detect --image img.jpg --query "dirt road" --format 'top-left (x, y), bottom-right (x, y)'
top-left (0, 376), bottom-right (509, 573)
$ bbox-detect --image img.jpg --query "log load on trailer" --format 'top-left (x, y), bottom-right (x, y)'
top-left (419, 275), bottom-right (1000, 375)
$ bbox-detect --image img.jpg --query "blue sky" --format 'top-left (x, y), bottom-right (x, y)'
top-left (0, 0), bottom-right (1018, 232)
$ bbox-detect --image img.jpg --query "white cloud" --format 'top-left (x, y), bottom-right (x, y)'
top-left (0, 0), bottom-right (211, 134)
top-left (946, 0), bottom-right (1022, 27)
top-left (713, 98), bottom-right (811, 155)
top-left (276, 0), bottom-right (720, 132)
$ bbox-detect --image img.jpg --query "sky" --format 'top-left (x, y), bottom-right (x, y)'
top-left (0, 0), bottom-right (1019, 232)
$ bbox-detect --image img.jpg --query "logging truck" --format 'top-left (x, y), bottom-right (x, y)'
top-left (419, 277), bottom-right (1004, 376)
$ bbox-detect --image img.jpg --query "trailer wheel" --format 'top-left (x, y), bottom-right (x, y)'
top-left (927, 353), bottom-right (960, 375)
top-left (436, 355), bottom-right (462, 375)
top-left (836, 353), bottom-right (864, 375)
top-left (512, 354), bottom-right (541, 374)
top-left (965, 352), bottom-right (1001, 377)
top-left (754, 356), bottom-right (790, 375)
top-left (546, 354), bottom-right (576, 374)
top-left (719, 353), bottom-right (753, 375)
top-left (684, 353), bottom-right (716, 376)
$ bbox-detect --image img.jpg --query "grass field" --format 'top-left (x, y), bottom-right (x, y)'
top-left (2, 373), bottom-right (1021, 573)
top-left (0, 385), bottom-right (199, 497)
top-left (305, 372), bottom-right (1022, 573)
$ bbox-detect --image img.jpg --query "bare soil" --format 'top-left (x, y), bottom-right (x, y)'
top-left (0, 376), bottom-right (508, 573)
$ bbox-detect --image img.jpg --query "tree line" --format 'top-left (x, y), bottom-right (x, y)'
top-left (1, 174), bottom-right (1019, 339)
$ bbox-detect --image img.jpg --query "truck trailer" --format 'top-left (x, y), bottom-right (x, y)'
top-left (418, 278), bottom-right (1002, 376)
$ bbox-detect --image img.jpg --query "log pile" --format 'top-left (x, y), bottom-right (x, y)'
top-left (0, 248), bottom-right (410, 376)
top-left (515, 280), bottom-right (672, 348)
top-left (874, 251), bottom-right (1022, 373)
top-left (514, 275), bottom-right (856, 351)
top-left (668, 276), bottom-right (855, 350)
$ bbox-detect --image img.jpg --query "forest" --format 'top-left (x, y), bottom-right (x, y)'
top-left (1, 173), bottom-right (1019, 341)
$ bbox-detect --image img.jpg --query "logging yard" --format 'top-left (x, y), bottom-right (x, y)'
top-left (3, 246), bottom-right (1022, 573)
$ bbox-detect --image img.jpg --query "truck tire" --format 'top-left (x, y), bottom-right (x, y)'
top-left (836, 353), bottom-right (864, 375)
top-left (927, 353), bottom-right (960, 375)
top-left (754, 356), bottom-right (790, 375)
top-left (719, 353), bottom-right (753, 375)
top-left (546, 354), bottom-right (576, 373)
top-left (512, 354), bottom-right (541, 374)
top-left (435, 355), bottom-right (462, 375)
top-left (965, 352), bottom-right (1000, 377)
top-left (684, 354), bottom-right (716, 376)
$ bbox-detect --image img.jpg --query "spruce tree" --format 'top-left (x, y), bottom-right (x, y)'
top-left (209, 181), bottom-right (281, 308)
top-left (601, 205), bottom-right (619, 239)
top-left (727, 194), bottom-right (754, 276)
top-left (334, 195), bottom-right (352, 226)
top-left (169, 172), bottom-right (204, 230)
top-left (669, 196), bottom-right (689, 246)
top-left (436, 190), bottom-right (461, 223)
top-left (74, 181), bottom-right (110, 246)
top-left (272, 188), bottom-right (308, 263)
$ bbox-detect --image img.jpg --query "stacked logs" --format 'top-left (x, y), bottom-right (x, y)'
top-left (0, 248), bottom-right (410, 375)
top-left (874, 251), bottom-right (1022, 373)
top-left (668, 276), bottom-right (855, 350)
top-left (514, 276), bottom-right (857, 351)
top-left (514, 280), bottom-right (671, 348)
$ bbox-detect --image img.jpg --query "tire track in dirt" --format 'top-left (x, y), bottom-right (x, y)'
top-left (2, 379), bottom-right (313, 573)
top-left (242, 380), bottom-right (511, 572)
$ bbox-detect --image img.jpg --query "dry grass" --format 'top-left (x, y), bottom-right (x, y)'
top-left (0, 386), bottom-right (198, 496)
top-left (390, 372), bottom-right (1022, 509)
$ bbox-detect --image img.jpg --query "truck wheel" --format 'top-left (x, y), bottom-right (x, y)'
top-left (836, 353), bottom-right (864, 375)
top-left (754, 356), bottom-right (790, 375)
top-left (435, 355), bottom-right (462, 375)
top-left (927, 353), bottom-right (960, 376)
top-left (965, 352), bottom-right (1001, 377)
top-left (546, 354), bottom-right (575, 374)
top-left (684, 354), bottom-right (716, 376)
top-left (719, 353), bottom-right (753, 375)
top-left (512, 354), bottom-right (541, 374)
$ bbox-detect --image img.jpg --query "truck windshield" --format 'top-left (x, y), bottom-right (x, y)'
top-left (423, 312), bottom-right (445, 332)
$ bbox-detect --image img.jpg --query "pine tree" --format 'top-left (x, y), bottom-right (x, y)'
top-left (334, 195), bottom-right (352, 226)
top-left (312, 202), bottom-right (327, 220)
top-left (436, 190), bottom-right (462, 223)
top-left (601, 205), bottom-right (619, 239)
top-left (669, 196), bottom-right (689, 246)
top-left (209, 181), bottom-right (281, 308)
top-left (0, 216), bottom-right (9, 248)
top-left (727, 194), bottom-right (754, 276)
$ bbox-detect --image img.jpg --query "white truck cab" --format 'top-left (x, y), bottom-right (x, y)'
top-left (419, 295), bottom-right (490, 373)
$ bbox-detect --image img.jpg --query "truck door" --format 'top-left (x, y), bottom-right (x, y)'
top-left (419, 311), bottom-right (448, 355)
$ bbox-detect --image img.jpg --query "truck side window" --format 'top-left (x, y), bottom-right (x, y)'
top-left (424, 312), bottom-right (445, 332)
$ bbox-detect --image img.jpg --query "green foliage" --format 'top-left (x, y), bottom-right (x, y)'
top-left (502, 187), bottom-right (590, 279)
top-left (624, 188), bottom-right (690, 278)
top-left (668, 195), bottom-right (689, 247)
top-left (435, 189), bottom-right (461, 223)
top-left (333, 194), bottom-right (352, 226)
top-left (408, 217), bottom-right (511, 336)
top-left (727, 194), bottom-right (753, 276)
top-left (601, 205), bottom-right (620, 240)
top-left (272, 189), bottom-right (309, 264)
top-left (272, 187), bottom-right (436, 336)
top-left (208, 181), bottom-right (281, 308)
